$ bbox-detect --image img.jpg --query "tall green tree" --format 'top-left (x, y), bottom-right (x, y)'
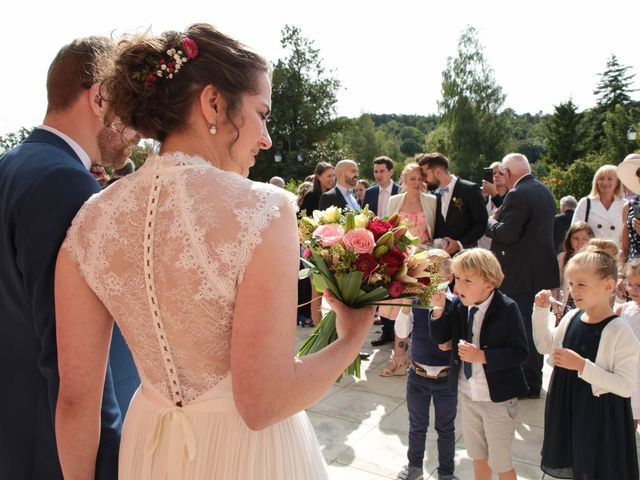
top-left (339, 114), bottom-right (402, 180)
top-left (503, 109), bottom-right (547, 164)
top-left (594, 54), bottom-right (636, 113)
top-left (602, 104), bottom-right (634, 163)
top-left (544, 99), bottom-right (585, 167)
top-left (438, 26), bottom-right (508, 180)
top-left (252, 25), bottom-right (341, 181)
top-left (584, 55), bottom-right (637, 153)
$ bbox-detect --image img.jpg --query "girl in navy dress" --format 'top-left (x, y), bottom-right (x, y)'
top-left (533, 239), bottom-right (640, 479)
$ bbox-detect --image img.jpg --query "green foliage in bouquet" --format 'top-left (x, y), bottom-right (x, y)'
top-left (296, 206), bottom-right (444, 380)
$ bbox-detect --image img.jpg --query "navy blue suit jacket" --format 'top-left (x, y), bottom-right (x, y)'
top-left (429, 290), bottom-right (529, 402)
top-left (0, 129), bottom-right (121, 479)
top-left (487, 174), bottom-right (560, 295)
top-left (362, 183), bottom-right (400, 217)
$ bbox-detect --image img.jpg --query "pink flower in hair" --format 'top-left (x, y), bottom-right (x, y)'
top-left (183, 38), bottom-right (199, 60)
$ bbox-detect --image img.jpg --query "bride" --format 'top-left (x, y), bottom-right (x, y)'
top-left (54, 23), bottom-right (374, 479)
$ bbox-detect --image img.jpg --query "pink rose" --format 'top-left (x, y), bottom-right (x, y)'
top-left (342, 228), bottom-right (375, 254)
top-left (313, 224), bottom-right (344, 246)
top-left (303, 248), bottom-right (312, 259)
top-left (388, 281), bottom-right (405, 298)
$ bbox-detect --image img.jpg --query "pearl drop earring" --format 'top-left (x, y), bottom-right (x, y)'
top-left (209, 123), bottom-right (217, 136)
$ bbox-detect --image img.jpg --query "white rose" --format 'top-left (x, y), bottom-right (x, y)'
top-left (321, 206), bottom-right (341, 224)
top-left (354, 213), bottom-right (369, 228)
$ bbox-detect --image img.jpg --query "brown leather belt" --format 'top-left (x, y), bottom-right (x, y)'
top-left (410, 362), bottom-right (450, 379)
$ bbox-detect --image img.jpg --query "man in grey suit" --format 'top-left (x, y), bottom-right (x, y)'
top-left (486, 153), bottom-right (560, 398)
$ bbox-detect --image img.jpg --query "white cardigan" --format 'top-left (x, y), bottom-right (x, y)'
top-left (532, 305), bottom-right (640, 398)
top-left (386, 192), bottom-right (437, 240)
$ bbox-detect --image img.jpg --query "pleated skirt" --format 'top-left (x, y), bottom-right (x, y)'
top-left (119, 377), bottom-right (328, 479)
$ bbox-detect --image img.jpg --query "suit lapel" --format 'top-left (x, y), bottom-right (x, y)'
top-left (372, 185), bottom-right (380, 215)
top-left (445, 181), bottom-right (463, 222)
top-left (457, 301), bottom-right (469, 339)
top-left (335, 187), bottom-right (348, 208)
top-left (435, 193), bottom-right (444, 235)
top-left (419, 193), bottom-right (434, 238)
top-left (478, 291), bottom-right (503, 344)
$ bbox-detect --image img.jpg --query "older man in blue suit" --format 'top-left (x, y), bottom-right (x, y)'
top-left (0, 37), bottom-right (139, 478)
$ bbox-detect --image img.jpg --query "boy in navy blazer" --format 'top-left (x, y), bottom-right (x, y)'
top-left (429, 249), bottom-right (528, 480)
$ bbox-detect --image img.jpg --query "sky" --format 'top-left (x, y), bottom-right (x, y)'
top-left (1, 0), bottom-right (639, 136)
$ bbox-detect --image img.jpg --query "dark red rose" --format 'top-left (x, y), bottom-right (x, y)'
top-left (367, 218), bottom-right (393, 239)
top-left (418, 276), bottom-right (432, 286)
top-left (355, 253), bottom-right (377, 277)
top-left (388, 281), bottom-right (405, 298)
top-left (379, 246), bottom-right (405, 275)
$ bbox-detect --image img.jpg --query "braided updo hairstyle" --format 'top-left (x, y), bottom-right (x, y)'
top-left (565, 238), bottom-right (619, 282)
top-left (100, 23), bottom-right (269, 142)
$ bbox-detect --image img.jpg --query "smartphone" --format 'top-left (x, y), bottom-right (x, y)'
top-left (634, 202), bottom-right (640, 219)
top-left (483, 167), bottom-right (493, 183)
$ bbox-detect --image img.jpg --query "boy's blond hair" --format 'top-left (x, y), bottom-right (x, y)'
top-left (426, 248), bottom-right (452, 276)
top-left (451, 248), bottom-right (504, 287)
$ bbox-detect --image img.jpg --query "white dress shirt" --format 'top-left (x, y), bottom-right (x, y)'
top-left (439, 175), bottom-right (458, 219)
top-left (458, 291), bottom-right (494, 402)
top-left (38, 125), bottom-right (91, 171)
top-left (377, 183), bottom-right (393, 218)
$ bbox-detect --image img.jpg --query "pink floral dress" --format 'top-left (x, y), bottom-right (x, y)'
top-left (399, 211), bottom-right (430, 244)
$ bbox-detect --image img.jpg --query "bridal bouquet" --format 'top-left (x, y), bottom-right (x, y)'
top-left (297, 206), bottom-right (443, 379)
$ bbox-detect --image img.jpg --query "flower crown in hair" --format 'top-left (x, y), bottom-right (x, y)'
top-left (133, 37), bottom-right (199, 86)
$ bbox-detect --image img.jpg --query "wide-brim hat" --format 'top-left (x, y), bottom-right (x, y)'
top-left (616, 154), bottom-right (640, 194)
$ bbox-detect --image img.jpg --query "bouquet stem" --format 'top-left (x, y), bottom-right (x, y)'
top-left (296, 310), bottom-right (361, 381)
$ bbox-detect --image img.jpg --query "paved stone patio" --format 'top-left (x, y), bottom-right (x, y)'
top-left (297, 324), bottom-right (640, 479)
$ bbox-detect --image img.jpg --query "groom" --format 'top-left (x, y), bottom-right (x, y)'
top-left (0, 37), bottom-right (139, 478)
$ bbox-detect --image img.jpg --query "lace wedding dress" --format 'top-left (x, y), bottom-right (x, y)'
top-left (62, 152), bottom-right (328, 479)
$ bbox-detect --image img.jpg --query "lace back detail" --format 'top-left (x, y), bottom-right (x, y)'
top-left (143, 160), bottom-right (184, 407)
top-left (61, 152), bottom-right (295, 405)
